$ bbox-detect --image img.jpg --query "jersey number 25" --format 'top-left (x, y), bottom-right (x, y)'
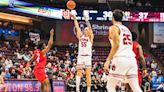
top-left (123, 33), bottom-right (132, 45)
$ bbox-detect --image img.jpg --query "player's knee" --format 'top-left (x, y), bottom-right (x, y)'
top-left (77, 69), bottom-right (82, 76)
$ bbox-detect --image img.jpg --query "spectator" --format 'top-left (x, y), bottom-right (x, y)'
top-left (15, 49), bottom-right (23, 60)
top-left (145, 1), bottom-right (151, 7)
top-left (65, 50), bottom-right (70, 57)
top-left (0, 33), bottom-right (5, 42)
top-left (42, 43), bottom-right (46, 49)
top-left (157, 82), bottom-right (164, 91)
top-left (70, 53), bottom-right (76, 61)
top-left (65, 59), bottom-right (71, 68)
top-left (67, 74), bottom-right (76, 91)
top-left (60, 60), bottom-right (65, 69)
top-left (81, 78), bottom-right (87, 92)
top-left (4, 68), bottom-right (11, 79)
top-left (45, 62), bottom-right (53, 92)
top-left (136, 0), bottom-right (142, 7)
top-left (15, 41), bottom-right (20, 49)
top-left (142, 70), bottom-right (150, 90)
top-left (91, 75), bottom-right (98, 91)
top-left (5, 57), bottom-right (13, 69)
top-left (17, 65), bottom-right (24, 76)
top-left (151, 60), bottom-right (158, 69)
top-left (24, 67), bottom-right (32, 79)
top-left (10, 69), bottom-right (17, 79)
top-left (0, 64), bottom-right (6, 72)
top-left (151, 69), bottom-right (157, 77)
top-left (5, 41), bottom-right (11, 49)
top-left (22, 51), bottom-right (30, 61)
top-left (0, 57), bottom-right (5, 67)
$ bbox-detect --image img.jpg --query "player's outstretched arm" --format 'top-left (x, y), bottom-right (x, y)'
top-left (84, 16), bottom-right (92, 29)
top-left (42, 28), bottom-right (54, 55)
top-left (138, 45), bottom-right (147, 70)
top-left (70, 14), bottom-right (82, 39)
top-left (25, 55), bottom-right (34, 68)
top-left (104, 26), bottom-right (120, 71)
top-left (84, 16), bottom-right (94, 44)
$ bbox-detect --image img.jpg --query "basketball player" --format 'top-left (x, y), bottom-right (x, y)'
top-left (25, 28), bottom-right (54, 92)
top-left (0, 71), bottom-right (7, 92)
top-left (125, 32), bottom-right (147, 92)
top-left (104, 9), bottom-right (143, 92)
top-left (70, 14), bottom-right (94, 92)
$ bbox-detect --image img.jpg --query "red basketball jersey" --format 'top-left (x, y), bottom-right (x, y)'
top-left (34, 49), bottom-right (47, 69)
top-left (133, 42), bottom-right (139, 65)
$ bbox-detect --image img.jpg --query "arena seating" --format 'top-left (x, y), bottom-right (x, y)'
top-left (150, 45), bottom-right (164, 91)
top-left (0, 40), bottom-right (163, 91)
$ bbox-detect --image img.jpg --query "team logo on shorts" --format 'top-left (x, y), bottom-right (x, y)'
top-left (111, 65), bottom-right (116, 71)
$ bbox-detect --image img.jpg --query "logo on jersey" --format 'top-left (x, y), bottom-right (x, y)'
top-left (111, 65), bottom-right (116, 71)
top-left (73, 21), bottom-right (87, 35)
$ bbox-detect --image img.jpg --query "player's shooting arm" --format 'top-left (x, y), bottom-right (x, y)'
top-left (26, 55), bottom-right (34, 68)
top-left (138, 45), bottom-right (147, 70)
top-left (84, 16), bottom-right (92, 29)
top-left (71, 14), bottom-right (82, 39)
top-left (42, 28), bottom-right (54, 55)
top-left (106, 26), bottom-right (120, 63)
top-left (84, 16), bottom-right (94, 44)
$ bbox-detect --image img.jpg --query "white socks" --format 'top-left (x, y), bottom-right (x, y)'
top-left (87, 86), bottom-right (91, 92)
top-left (76, 75), bottom-right (91, 92)
top-left (76, 76), bottom-right (81, 92)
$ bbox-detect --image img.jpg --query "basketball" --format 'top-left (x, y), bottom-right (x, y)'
top-left (66, 0), bottom-right (76, 10)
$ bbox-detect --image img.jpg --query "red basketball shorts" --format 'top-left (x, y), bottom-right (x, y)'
top-left (34, 68), bottom-right (48, 82)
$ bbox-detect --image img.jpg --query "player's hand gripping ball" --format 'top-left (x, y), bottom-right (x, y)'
top-left (66, 0), bottom-right (76, 10)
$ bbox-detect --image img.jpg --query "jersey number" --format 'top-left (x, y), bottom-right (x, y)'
top-left (123, 33), bottom-right (132, 45)
top-left (36, 52), bottom-right (40, 63)
top-left (81, 42), bottom-right (87, 47)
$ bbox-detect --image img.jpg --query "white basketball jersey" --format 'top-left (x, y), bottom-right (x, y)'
top-left (78, 35), bottom-right (92, 56)
top-left (110, 24), bottom-right (135, 58)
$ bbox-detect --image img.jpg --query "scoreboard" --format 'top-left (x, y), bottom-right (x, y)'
top-left (62, 10), bottom-right (163, 22)
top-left (0, 0), bottom-right (164, 22)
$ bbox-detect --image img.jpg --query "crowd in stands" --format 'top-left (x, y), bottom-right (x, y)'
top-left (0, 40), bottom-right (163, 92)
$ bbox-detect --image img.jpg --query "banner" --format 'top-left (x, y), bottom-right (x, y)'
top-left (0, 80), bottom-right (65, 92)
top-left (153, 23), bottom-right (164, 43)
top-left (0, 28), bottom-right (18, 36)
top-left (59, 21), bottom-right (111, 43)
top-left (0, 80), bottom-right (40, 92)
top-left (1, 0), bottom-right (164, 22)
top-left (53, 80), bottom-right (65, 92)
